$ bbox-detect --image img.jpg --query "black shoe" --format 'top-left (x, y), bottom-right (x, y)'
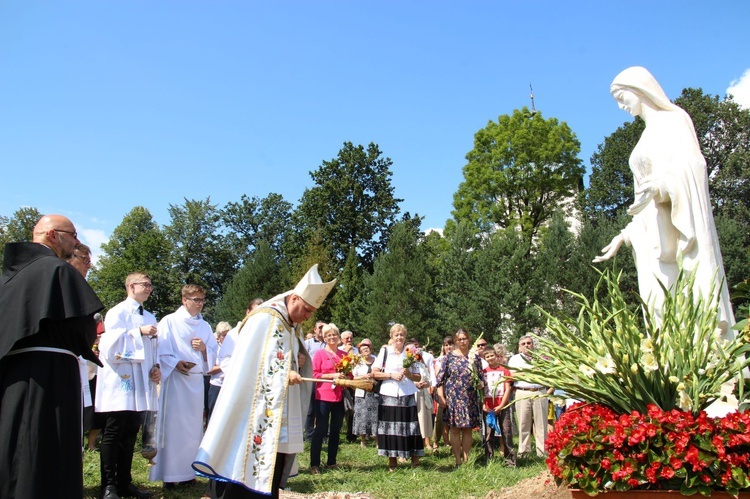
top-left (117, 483), bottom-right (152, 498)
top-left (163, 482), bottom-right (176, 491)
top-left (102, 485), bottom-right (121, 499)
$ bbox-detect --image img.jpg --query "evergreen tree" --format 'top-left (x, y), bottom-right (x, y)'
top-left (434, 221), bottom-right (482, 335)
top-left (330, 245), bottom-right (364, 331)
top-left (213, 241), bottom-right (283, 324)
top-left (360, 221), bottom-right (436, 346)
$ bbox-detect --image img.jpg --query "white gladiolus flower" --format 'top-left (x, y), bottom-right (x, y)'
top-left (595, 355), bottom-right (617, 375)
top-left (640, 352), bottom-right (658, 372)
top-left (669, 376), bottom-right (679, 383)
top-left (640, 338), bottom-right (654, 354)
top-left (677, 389), bottom-right (692, 411)
top-left (579, 364), bottom-right (596, 377)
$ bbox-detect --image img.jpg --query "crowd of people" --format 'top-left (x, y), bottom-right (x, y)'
top-left (0, 215), bottom-right (560, 499)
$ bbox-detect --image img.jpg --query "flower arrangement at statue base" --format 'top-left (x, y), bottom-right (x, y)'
top-left (512, 269), bottom-right (750, 497)
top-left (549, 402), bottom-right (750, 497)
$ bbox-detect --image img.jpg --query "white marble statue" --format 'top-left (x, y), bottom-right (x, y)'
top-left (593, 66), bottom-right (735, 337)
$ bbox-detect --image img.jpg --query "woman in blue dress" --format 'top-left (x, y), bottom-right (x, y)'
top-left (435, 328), bottom-right (485, 467)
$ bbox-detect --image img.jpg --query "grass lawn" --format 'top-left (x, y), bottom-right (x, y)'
top-left (84, 433), bottom-right (547, 498)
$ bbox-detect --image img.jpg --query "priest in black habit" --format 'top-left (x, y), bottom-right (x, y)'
top-left (0, 214), bottom-right (104, 499)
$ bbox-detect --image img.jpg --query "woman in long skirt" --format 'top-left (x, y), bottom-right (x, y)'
top-left (352, 339), bottom-right (379, 446)
top-left (373, 324), bottom-right (424, 472)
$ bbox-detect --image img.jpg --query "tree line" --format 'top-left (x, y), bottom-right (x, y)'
top-left (2, 89), bottom-right (748, 352)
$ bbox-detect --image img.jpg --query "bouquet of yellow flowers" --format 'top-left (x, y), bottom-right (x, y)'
top-left (403, 345), bottom-right (423, 368)
top-left (335, 352), bottom-right (362, 375)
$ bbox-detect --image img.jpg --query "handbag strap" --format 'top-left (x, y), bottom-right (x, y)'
top-left (379, 346), bottom-right (388, 368)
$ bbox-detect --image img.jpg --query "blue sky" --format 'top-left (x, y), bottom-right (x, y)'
top-left (2, 1), bottom-right (749, 262)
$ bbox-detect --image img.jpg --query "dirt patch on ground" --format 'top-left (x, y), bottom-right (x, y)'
top-left (279, 470), bottom-right (572, 499)
top-left (485, 470), bottom-right (572, 499)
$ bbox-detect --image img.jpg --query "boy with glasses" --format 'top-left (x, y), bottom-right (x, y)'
top-left (97, 273), bottom-right (160, 499)
top-left (150, 285), bottom-right (218, 490)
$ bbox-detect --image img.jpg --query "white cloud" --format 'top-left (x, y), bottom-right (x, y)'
top-left (424, 227), bottom-right (444, 237)
top-left (727, 69), bottom-right (750, 109)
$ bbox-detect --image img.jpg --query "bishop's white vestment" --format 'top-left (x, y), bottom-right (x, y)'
top-left (192, 294), bottom-right (313, 495)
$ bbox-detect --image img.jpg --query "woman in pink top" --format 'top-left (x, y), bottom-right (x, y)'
top-left (309, 323), bottom-right (346, 474)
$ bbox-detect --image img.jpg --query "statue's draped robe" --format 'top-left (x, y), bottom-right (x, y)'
top-left (622, 111), bottom-right (735, 336)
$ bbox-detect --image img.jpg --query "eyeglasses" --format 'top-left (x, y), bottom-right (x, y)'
top-left (54, 229), bottom-right (78, 239)
top-left (133, 282), bottom-right (153, 288)
top-left (187, 297), bottom-right (206, 304)
top-left (74, 254), bottom-right (92, 264)
top-left (477, 343), bottom-right (488, 347)
top-left (520, 341), bottom-right (533, 346)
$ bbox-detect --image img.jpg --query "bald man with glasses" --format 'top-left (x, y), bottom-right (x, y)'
top-left (0, 214), bottom-right (103, 499)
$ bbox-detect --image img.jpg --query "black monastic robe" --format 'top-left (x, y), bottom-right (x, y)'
top-left (0, 242), bottom-right (103, 499)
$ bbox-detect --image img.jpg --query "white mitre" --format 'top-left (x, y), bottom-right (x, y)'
top-left (293, 264), bottom-right (337, 308)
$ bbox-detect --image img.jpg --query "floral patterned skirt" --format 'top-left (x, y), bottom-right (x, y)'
top-left (353, 392), bottom-right (379, 437)
top-left (376, 394), bottom-right (425, 458)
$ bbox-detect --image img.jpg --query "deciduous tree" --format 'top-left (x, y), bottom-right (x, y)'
top-left (0, 207), bottom-right (43, 262)
top-left (164, 197), bottom-right (235, 321)
top-left (450, 107), bottom-right (584, 246)
top-left (88, 207), bottom-right (177, 318)
top-left (293, 142), bottom-right (402, 273)
top-left (221, 193), bottom-right (293, 259)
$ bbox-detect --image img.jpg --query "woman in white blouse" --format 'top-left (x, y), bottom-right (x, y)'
top-left (372, 324), bottom-right (424, 472)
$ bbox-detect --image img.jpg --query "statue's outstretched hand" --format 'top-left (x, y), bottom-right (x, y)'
top-left (593, 233), bottom-right (625, 263)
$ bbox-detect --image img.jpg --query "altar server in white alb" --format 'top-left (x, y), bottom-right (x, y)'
top-left (96, 272), bottom-right (160, 499)
top-left (150, 284), bottom-right (218, 488)
top-left (193, 264), bottom-right (336, 499)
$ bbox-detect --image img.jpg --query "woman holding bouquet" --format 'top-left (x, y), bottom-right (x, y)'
top-left (436, 328), bottom-right (485, 467)
top-left (373, 324), bottom-right (424, 472)
top-left (310, 323), bottom-right (347, 474)
top-left (351, 339), bottom-right (378, 447)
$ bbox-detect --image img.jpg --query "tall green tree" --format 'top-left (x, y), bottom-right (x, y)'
top-left (330, 245), bottom-right (364, 331)
top-left (88, 207), bottom-right (177, 318)
top-left (221, 193), bottom-right (293, 259)
top-left (473, 227), bottom-right (538, 346)
top-left (213, 241), bottom-right (284, 324)
top-left (164, 197), bottom-right (235, 321)
top-left (434, 221), bottom-right (482, 335)
top-left (288, 229), bottom-right (338, 329)
top-left (449, 107), bottom-right (584, 245)
top-left (359, 221), bottom-right (436, 346)
top-left (534, 210), bottom-right (576, 316)
top-left (292, 142), bottom-right (402, 273)
top-left (0, 207), bottom-right (43, 262)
